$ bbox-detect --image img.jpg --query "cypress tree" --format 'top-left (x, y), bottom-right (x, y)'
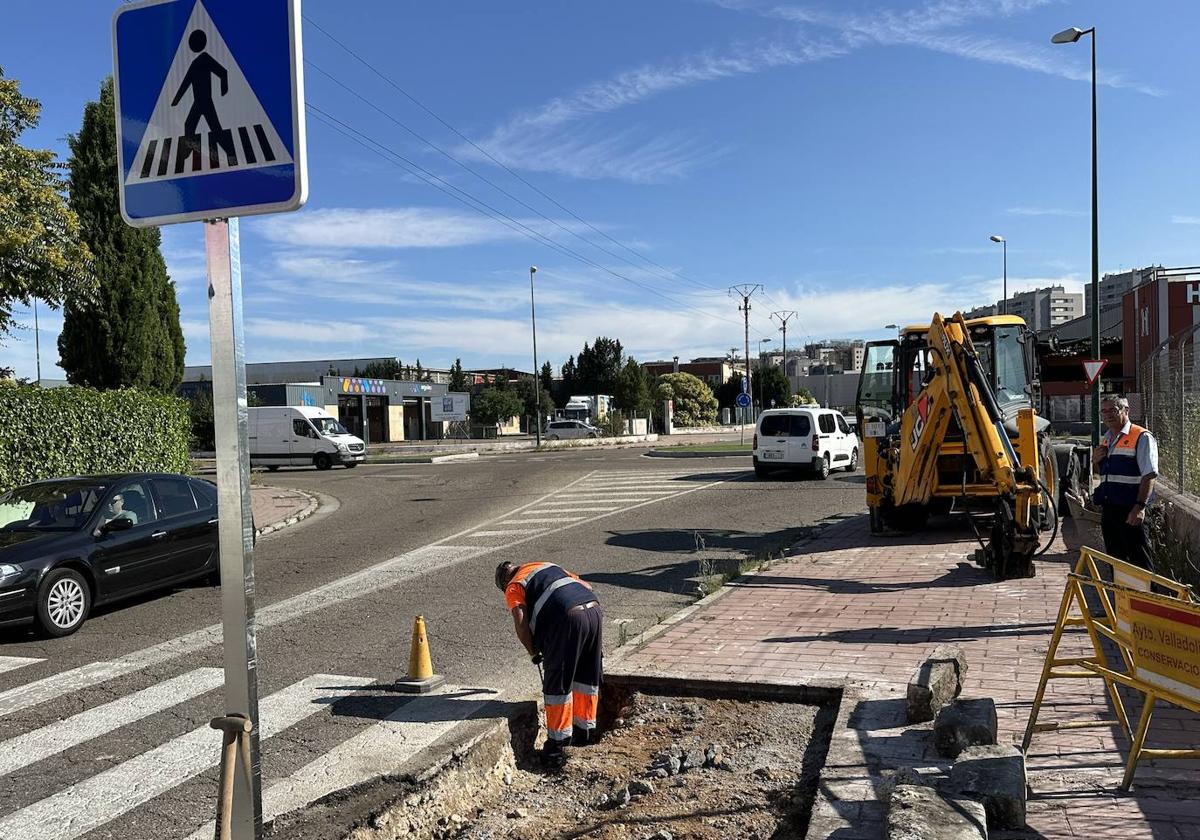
top-left (58, 78), bottom-right (185, 391)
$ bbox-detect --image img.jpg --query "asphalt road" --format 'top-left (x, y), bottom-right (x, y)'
top-left (0, 445), bottom-right (865, 840)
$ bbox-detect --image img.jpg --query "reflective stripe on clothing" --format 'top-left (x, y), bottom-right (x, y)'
top-left (545, 698), bottom-right (573, 743)
top-left (530, 576), bottom-right (578, 633)
top-left (1098, 423), bottom-right (1154, 508)
top-left (571, 681), bottom-right (599, 696)
top-left (543, 693), bottom-right (571, 706)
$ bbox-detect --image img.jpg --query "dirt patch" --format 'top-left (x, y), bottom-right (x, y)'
top-left (454, 692), bottom-right (827, 840)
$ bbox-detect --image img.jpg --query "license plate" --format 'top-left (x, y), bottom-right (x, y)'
top-left (761, 450), bottom-right (784, 460)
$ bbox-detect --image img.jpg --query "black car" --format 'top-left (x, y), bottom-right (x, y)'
top-left (0, 474), bottom-right (220, 636)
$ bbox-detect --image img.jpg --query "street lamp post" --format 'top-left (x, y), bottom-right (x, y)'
top-left (990, 235), bottom-right (1007, 315)
top-left (757, 338), bottom-right (772, 417)
top-left (529, 266), bottom-right (541, 447)
top-left (1052, 24), bottom-right (1101, 447)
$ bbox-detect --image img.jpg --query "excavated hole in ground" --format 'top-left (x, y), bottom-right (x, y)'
top-left (450, 691), bottom-right (836, 840)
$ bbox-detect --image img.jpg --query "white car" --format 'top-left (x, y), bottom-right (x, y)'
top-left (752, 407), bottom-right (860, 479)
top-left (544, 420), bottom-right (601, 440)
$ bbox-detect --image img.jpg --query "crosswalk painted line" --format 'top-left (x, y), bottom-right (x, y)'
top-left (523, 505), bottom-right (622, 513)
top-left (0, 674), bottom-right (373, 840)
top-left (0, 668), bottom-right (223, 777)
top-left (0, 656), bottom-right (43, 676)
top-left (182, 686), bottom-right (501, 840)
top-left (470, 529), bottom-right (551, 537)
top-left (503, 516), bottom-right (586, 524)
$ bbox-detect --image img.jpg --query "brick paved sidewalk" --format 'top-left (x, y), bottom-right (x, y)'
top-left (609, 515), bottom-right (1200, 839)
top-left (250, 485), bottom-right (316, 535)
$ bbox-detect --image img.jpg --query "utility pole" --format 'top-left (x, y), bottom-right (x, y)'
top-left (730, 285), bottom-right (762, 431)
top-left (771, 310), bottom-right (797, 387)
top-left (33, 298), bottom-right (42, 383)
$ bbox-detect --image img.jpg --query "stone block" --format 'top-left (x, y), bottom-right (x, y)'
top-left (887, 784), bottom-right (987, 840)
top-left (907, 644), bottom-right (968, 723)
top-left (950, 744), bottom-right (1026, 830)
top-left (934, 698), bottom-right (998, 758)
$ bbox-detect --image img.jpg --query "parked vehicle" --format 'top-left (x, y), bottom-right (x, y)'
top-left (248, 406), bottom-right (365, 471)
top-left (562, 395), bottom-right (613, 424)
top-left (544, 419), bottom-right (602, 440)
top-left (0, 474), bottom-right (222, 636)
top-left (752, 407), bottom-right (860, 479)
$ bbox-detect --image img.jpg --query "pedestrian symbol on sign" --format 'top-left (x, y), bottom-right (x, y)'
top-left (126, 0), bottom-right (291, 187)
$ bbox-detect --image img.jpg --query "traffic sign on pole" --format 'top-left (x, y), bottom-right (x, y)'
top-left (741, 376), bottom-right (749, 393)
top-left (736, 392), bottom-right (752, 408)
top-left (1082, 358), bottom-right (1108, 386)
top-left (113, 0), bottom-right (307, 227)
top-left (113, 3), bottom-right (306, 837)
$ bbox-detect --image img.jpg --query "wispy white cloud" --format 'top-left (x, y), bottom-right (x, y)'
top-left (1171, 215), bottom-right (1200, 226)
top-left (256, 207), bottom-right (521, 249)
top-left (1005, 206), bottom-right (1086, 218)
top-left (473, 35), bottom-right (849, 183)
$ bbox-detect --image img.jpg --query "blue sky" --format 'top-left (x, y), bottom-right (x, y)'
top-left (3, 0), bottom-right (1198, 381)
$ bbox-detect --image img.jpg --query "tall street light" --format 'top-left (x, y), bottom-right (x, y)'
top-left (990, 235), bottom-right (1007, 315)
top-left (1052, 24), bottom-right (1100, 446)
top-left (529, 266), bottom-right (541, 447)
top-left (757, 337), bottom-right (773, 417)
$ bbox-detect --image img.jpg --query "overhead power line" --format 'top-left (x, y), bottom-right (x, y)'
top-left (303, 15), bottom-right (723, 295)
top-left (305, 104), bottom-right (740, 327)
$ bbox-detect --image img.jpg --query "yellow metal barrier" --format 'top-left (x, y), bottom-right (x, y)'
top-left (1022, 547), bottom-right (1199, 790)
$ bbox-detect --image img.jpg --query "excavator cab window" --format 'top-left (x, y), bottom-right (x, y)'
top-left (857, 341), bottom-right (898, 424)
top-left (971, 325), bottom-right (1032, 411)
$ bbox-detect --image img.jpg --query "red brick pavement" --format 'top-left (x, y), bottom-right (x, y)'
top-left (608, 515), bottom-right (1200, 839)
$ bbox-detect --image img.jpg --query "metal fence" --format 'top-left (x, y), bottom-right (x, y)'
top-left (1140, 324), bottom-right (1200, 498)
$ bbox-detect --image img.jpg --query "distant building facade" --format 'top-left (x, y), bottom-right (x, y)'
top-left (1087, 267), bottom-right (1159, 315)
top-left (964, 286), bottom-right (1082, 331)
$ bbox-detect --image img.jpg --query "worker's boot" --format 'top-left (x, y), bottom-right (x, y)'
top-left (572, 726), bottom-right (596, 747)
top-left (540, 739), bottom-right (568, 770)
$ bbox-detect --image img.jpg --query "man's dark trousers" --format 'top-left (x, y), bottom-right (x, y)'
top-left (1100, 504), bottom-right (1150, 570)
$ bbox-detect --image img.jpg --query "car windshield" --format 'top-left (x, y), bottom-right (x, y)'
top-left (0, 481), bottom-right (110, 531)
top-left (311, 417), bottom-right (349, 436)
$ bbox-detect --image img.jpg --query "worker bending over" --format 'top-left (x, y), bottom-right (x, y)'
top-left (495, 561), bottom-right (603, 764)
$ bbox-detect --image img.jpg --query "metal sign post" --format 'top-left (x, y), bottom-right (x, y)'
top-left (206, 218), bottom-right (262, 838)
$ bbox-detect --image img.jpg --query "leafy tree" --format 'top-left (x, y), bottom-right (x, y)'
top-left (788, 388), bottom-right (816, 407)
top-left (574, 337), bottom-right (623, 394)
top-left (613, 358), bottom-right (652, 415)
top-left (58, 78), bottom-right (184, 391)
top-left (751, 365), bottom-right (791, 410)
top-left (714, 373), bottom-right (746, 410)
top-left (559, 355), bottom-right (577, 404)
top-left (449, 358), bottom-right (469, 392)
top-left (356, 358), bottom-right (403, 379)
top-left (0, 68), bottom-right (94, 342)
top-left (656, 372), bottom-right (718, 427)
top-left (513, 376), bottom-right (553, 428)
top-left (540, 360), bottom-right (553, 394)
top-left (471, 387), bottom-right (522, 426)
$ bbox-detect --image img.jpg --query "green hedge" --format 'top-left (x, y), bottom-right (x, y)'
top-left (0, 385), bottom-right (191, 491)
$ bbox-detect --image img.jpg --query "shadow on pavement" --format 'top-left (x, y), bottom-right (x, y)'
top-left (763, 620), bottom-right (1059, 647)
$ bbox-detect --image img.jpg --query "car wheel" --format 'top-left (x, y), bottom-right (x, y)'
top-left (588, 432), bottom-right (599, 438)
top-left (36, 568), bottom-right (91, 637)
top-left (266, 465), bottom-right (280, 472)
top-left (344, 462), bottom-right (358, 469)
top-left (753, 458), bottom-right (769, 479)
top-left (547, 434), bottom-right (559, 441)
top-left (847, 448), bottom-right (859, 472)
top-left (816, 453), bottom-right (831, 480)
top-left (314, 453), bottom-right (333, 471)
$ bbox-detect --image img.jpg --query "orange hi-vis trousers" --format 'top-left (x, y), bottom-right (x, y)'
top-left (540, 602), bottom-right (603, 745)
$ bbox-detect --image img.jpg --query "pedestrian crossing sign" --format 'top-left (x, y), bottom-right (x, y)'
top-left (113, 0), bottom-right (306, 227)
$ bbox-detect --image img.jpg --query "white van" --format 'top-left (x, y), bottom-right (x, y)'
top-left (752, 407), bottom-right (860, 479)
top-left (247, 406), bottom-right (366, 471)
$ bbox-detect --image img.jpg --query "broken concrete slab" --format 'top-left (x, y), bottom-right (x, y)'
top-left (934, 698), bottom-right (998, 758)
top-left (907, 644), bottom-right (968, 723)
top-left (950, 743), bottom-right (1027, 830)
top-left (887, 784), bottom-right (987, 840)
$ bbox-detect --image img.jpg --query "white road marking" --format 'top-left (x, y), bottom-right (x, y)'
top-left (0, 469), bottom-right (743, 721)
top-left (0, 674), bottom-right (373, 840)
top-left (469, 529), bottom-right (550, 537)
top-left (500, 516), bottom-right (586, 525)
top-left (181, 685), bottom-right (500, 840)
top-left (0, 656), bottom-right (43, 676)
top-left (0, 668), bottom-right (223, 777)
top-left (519, 507), bottom-right (621, 514)
top-left (553, 494), bottom-right (660, 502)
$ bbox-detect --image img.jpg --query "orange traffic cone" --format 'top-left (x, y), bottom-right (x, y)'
top-left (395, 615), bottom-right (445, 694)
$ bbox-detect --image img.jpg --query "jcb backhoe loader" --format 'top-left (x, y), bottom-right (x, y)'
top-left (855, 312), bottom-right (1082, 579)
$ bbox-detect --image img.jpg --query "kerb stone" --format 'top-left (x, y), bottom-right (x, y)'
top-left (950, 744), bottom-right (1027, 830)
top-left (887, 784), bottom-right (987, 840)
top-left (907, 644), bottom-right (968, 723)
top-left (934, 698), bottom-right (998, 758)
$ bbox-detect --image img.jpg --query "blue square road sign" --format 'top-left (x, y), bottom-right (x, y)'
top-left (112, 0), bottom-right (306, 226)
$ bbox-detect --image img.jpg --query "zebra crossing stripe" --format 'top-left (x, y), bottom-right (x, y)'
top-left (136, 125), bottom-right (277, 180)
top-left (181, 686), bottom-right (500, 840)
top-left (0, 674), bottom-right (373, 840)
top-left (0, 656), bottom-right (43, 677)
top-left (0, 668), bottom-right (223, 777)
